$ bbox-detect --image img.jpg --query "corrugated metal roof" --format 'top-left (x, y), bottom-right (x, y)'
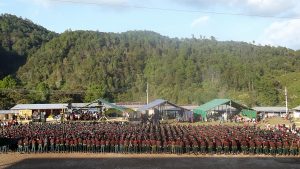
top-left (193, 99), bottom-right (248, 113)
top-left (194, 99), bottom-right (231, 112)
top-left (11, 101), bottom-right (126, 111)
top-left (137, 99), bottom-right (167, 112)
top-left (71, 103), bottom-right (99, 108)
top-left (98, 98), bottom-right (126, 111)
top-left (11, 104), bottom-right (68, 110)
top-left (0, 110), bottom-right (19, 114)
top-left (252, 107), bottom-right (289, 112)
top-left (181, 105), bottom-right (199, 111)
top-left (294, 105), bottom-right (300, 110)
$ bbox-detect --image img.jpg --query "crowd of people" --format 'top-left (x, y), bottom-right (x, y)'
top-left (0, 122), bottom-right (299, 156)
top-left (67, 111), bottom-right (102, 121)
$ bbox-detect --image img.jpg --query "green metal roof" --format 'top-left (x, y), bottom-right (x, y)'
top-left (98, 98), bottom-right (126, 112)
top-left (83, 98), bottom-right (127, 112)
top-left (193, 99), bottom-right (248, 114)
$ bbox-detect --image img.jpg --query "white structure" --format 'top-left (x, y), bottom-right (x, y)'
top-left (293, 105), bottom-right (300, 118)
top-left (252, 107), bottom-right (291, 117)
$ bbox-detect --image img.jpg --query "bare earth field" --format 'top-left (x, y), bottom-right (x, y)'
top-left (0, 153), bottom-right (299, 169)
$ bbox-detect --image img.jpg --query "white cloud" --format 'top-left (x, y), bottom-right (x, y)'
top-left (245, 0), bottom-right (297, 16)
top-left (191, 16), bottom-right (209, 28)
top-left (259, 20), bottom-right (300, 50)
top-left (176, 0), bottom-right (299, 17)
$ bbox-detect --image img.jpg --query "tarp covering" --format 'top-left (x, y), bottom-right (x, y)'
top-left (194, 99), bottom-right (231, 112)
top-left (193, 99), bottom-right (248, 114)
top-left (83, 98), bottom-right (127, 112)
top-left (98, 99), bottom-right (126, 112)
top-left (193, 109), bottom-right (207, 120)
top-left (241, 109), bottom-right (257, 119)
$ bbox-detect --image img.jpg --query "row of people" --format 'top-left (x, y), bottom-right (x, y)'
top-left (15, 136), bottom-right (299, 156)
top-left (1, 122), bottom-right (299, 156)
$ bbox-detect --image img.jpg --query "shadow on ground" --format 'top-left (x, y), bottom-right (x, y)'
top-left (4, 157), bottom-right (300, 169)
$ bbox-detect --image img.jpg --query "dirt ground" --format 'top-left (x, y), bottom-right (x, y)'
top-left (1, 153), bottom-right (299, 169)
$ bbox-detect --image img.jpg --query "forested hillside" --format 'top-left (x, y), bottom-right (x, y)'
top-left (0, 14), bottom-right (57, 78)
top-left (1, 14), bottom-right (300, 109)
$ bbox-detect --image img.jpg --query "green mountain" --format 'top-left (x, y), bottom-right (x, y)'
top-left (0, 14), bottom-right (57, 78)
top-left (1, 14), bottom-right (300, 109)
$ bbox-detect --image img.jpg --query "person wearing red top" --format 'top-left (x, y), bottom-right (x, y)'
top-left (145, 140), bottom-right (150, 153)
top-left (43, 137), bottom-right (48, 153)
top-left (60, 137), bottom-right (65, 153)
top-left (100, 139), bottom-right (105, 153)
top-left (95, 138), bottom-right (100, 153)
top-left (114, 139), bottom-right (119, 153)
top-left (86, 138), bottom-right (91, 152)
top-left (105, 139), bottom-right (110, 153)
top-left (276, 141), bottom-right (283, 155)
top-left (17, 139), bottom-right (23, 153)
top-left (78, 138), bottom-right (83, 152)
top-left (110, 139), bottom-right (115, 153)
top-left (138, 139), bottom-right (142, 153)
top-left (133, 139), bottom-right (138, 153)
top-left (179, 140), bottom-right (184, 154)
top-left (65, 138), bottom-right (70, 152)
top-left (119, 139), bottom-right (124, 153)
top-left (31, 139), bottom-right (36, 153)
top-left (74, 138), bottom-right (78, 152)
top-left (91, 138), bottom-right (95, 153)
top-left (69, 139), bottom-right (74, 153)
top-left (163, 140), bottom-right (168, 153)
top-left (171, 140), bottom-right (176, 154)
top-left (23, 138), bottom-right (29, 153)
top-left (156, 140), bottom-right (161, 153)
top-left (37, 138), bottom-right (43, 153)
top-left (50, 137), bottom-right (55, 152)
top-left (83, 139), bottom-right (87, 153)
top-left (192, 140), bottom-right (199, 155)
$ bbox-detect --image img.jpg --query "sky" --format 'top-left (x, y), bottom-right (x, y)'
top-left (1, 0), bottom-right (300, 50)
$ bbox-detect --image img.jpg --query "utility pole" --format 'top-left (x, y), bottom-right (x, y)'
top-left (146, 83), bottom-right (149, 104)
top-left (285, 86), bottom-right (288, 114)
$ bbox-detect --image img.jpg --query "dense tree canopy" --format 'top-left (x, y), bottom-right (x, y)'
top-left (0, 14), bottom-right (56, 78)
top-left (1, 14), bottom-right (300, 109)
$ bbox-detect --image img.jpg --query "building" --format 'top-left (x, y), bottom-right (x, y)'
top-left (10, 100), bottom-right (128, 121)
top-left (193, 99), bottom-right (249, 121)
top-left (10, 104), bottom-right (68, 121)
top-left (252, 107), bottom-right (291, 118)
top-left (137, 99), bottom-right (193, 123)
top-left (293, 105), bottom-right (300, 118)
top-left (0, 110), bottom-right (19, 121)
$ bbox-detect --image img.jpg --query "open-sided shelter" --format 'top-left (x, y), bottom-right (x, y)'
top-left (193, 99), bottom-right (249, 121)
top-left (137, 99), bottom-right (192, 123)
top-left (294, 105), bottom-right (300, 119)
